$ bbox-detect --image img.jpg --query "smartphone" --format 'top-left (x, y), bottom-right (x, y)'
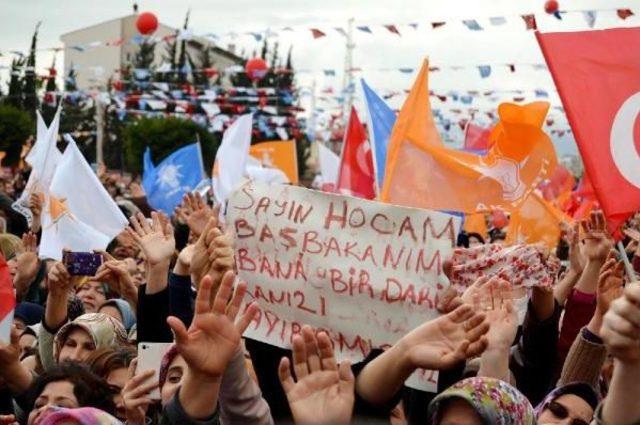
top-left (137, 342), bottom-right (173, 400)
top-left (62, 252), bottom-right (103, 276)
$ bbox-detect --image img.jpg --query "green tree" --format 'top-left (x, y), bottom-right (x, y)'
top-left (134, 40), bottom-right (156, 69)
top-left (5, 55), bottom-right (25, 109)
top-left (23, 22), bottom-right (41, 118)
top-left (0, 105), bottom-right (34, 166)
top-left (123, 116), bottom-right (219, 174)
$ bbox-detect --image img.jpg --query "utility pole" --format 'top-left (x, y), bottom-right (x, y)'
top-left (95, 93), bottom-right (105, 164)
top-left (341, 17), bottom-right (355, 126)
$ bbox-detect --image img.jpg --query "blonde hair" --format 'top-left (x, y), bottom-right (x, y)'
top-left (0, 233), bottom-right (23, 260)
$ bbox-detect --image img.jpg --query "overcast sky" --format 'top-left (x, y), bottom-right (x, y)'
top-left (1, 0), bottom-right (639, 155)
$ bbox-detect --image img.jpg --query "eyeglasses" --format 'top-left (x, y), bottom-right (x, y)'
top-left (547, 400), bottom-right (591, 425)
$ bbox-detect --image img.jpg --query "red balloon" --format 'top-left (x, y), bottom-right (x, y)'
top-left (136, 12), bottom-right (158, 35)
top-left (544, 0), bottom-right (559, 14)
top-left (245, 58), bottom-right (268, 81)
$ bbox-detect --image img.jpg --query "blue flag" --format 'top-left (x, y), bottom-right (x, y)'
top-left (361, 79), bottom-right (396, 190)
top-left (142, 142), bottom-right (205, 214)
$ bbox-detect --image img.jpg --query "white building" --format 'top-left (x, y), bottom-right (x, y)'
top-left (60, 13), bottom-right (243, 90)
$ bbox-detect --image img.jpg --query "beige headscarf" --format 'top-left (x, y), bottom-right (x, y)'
top-left (53, 313), bottom-right (128, 362)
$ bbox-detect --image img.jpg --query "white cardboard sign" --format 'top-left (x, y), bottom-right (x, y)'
top-left (228, 181), bottom-right (461, 391)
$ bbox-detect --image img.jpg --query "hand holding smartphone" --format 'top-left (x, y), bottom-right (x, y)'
top-left (63, 251), bottom-right (103, 276)
top-left (137, 342), bottom-right (173, 400)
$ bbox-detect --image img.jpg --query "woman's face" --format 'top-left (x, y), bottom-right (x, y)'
top-left (438, 399), bottom-right (483, 425)
top-left (19, 332), bottom-right (36, 358)
top-left (161, 354), bottom-right (186, 406)
top-left (468, 236), bottom-right (483, 248)
top-left (76, 281), bottom-right (107, 313)
top-left (58, 328), bottom-right (95, 363)
top-left (538, 394), bottom-right (593, 425)
top-left (28, 380), bottom-right (79, 424)
top-left (107, 367), bottom-right (128, 420)
top-left (99, 304), bottom-right (123, 325)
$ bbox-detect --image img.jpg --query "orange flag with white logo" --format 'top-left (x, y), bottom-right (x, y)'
top-left (506, 192), bottom-right (570, 249)
top-left (381, 60), bottom-right (558, 213)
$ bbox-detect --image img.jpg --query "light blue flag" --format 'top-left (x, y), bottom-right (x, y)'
top-left (142, 143), bottom-right (205, 214)
top-left (360, 79), bottom-right (396, 190)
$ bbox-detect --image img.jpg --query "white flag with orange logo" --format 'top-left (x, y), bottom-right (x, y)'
top-left (39, 139), bottom-right (128, 260)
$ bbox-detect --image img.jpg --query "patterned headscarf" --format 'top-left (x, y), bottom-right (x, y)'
top-left (53, 313), bottom-right (128, 362)
top-left (35, 406), bottom-right (122, 424)
top-left (158, 344), bottom-right (179, 389)
top-left (535, 382), bottom-right (600, 418)
top-left (427, 377), bottom-right (536, 425)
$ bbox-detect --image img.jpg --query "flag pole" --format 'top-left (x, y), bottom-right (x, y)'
top-left (617, 241), bottom-right (637, 282)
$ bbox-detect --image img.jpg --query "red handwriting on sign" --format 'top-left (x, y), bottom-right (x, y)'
top-left (323, 200), bottom-right (457, 247)
top-left (250, 284), bottom-right (327, 317)
top-left (233, 186), bottom-right (314, 224)
top-left (237, 248), bottom-right (309, 282)
top-left (235, 220), bottom-right (444, 275)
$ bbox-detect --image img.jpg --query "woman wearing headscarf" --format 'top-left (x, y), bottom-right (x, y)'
top-left (38, 263), bottom-right (126, 371)
top-left (98, 299), bottom-right (136, 333)
top-left (535, 382), bottom-right (599, 425)
top-left (51, 313), bottom-right (127, 365)
top-left (427, 377), bottom-right (536, 425)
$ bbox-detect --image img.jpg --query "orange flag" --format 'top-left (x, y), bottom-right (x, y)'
top-left (463, 213), bottom-right (488, 239)
top-left (250, 140), bottom-right (299, 184)
top-left (506, 192), bottom-right (570, 248)
top-left (381, 60), bottom-right (558, 213)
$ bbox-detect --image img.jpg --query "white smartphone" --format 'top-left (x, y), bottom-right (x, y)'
top-left (137, 342), bottom-right (173, 400)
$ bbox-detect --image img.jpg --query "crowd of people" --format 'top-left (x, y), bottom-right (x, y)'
top-left (0, 166), bottom-right (640, 425)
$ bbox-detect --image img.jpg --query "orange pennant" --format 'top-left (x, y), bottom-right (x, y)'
top-left (506, 192), bottom-right (570, 248)
top-left (381, 60), bottom-right (558, 213)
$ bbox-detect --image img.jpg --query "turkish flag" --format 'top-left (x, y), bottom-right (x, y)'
top-left (0, 254), bottom-right (14, 344)
top-left (463, 123), bottom-right (492, 151)
top-left (336, 107), bottom-right (376, 199)
top-left (537, 28), bottom-right (640, 232)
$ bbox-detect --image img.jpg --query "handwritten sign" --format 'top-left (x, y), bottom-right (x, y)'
top-left (228, 181), bottom-right (461, 390)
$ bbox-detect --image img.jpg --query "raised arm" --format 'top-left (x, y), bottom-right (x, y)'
top-left (600, 283), bottom-right (640, 424)
top-left (355, 303), bottom-right (488, 406)
top-left (165, 271), bottom-right (258, 421)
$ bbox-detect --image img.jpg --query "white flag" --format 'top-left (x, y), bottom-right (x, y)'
top-left (317, 142), bottom-right (340, 186)
top-left (39, 139), bottom-right (128, 260)
top-left (13, 107), bottom-right (63, 225)
top-left (212, 113), bottom-right (253, 205)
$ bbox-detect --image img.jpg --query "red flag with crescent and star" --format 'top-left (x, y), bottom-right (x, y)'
top-left (537, 28), bottom-right (640, 233)
top-left (336, 107), bottom-right (376, 199)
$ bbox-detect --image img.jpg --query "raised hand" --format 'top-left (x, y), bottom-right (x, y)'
top-left (597, 253), bottom-right (625, 317)
top-left (28, 193), bottom-right (42, 218)
top-left (182, 193), bottom-right (215, 238)
top-left (568, 221), bottom-right (585, 274)
top-left (166, 271), bottom-right (258, 379)
top-left (460, 276), bottom-right (491, 305)
top-left (13, 232), bottom-right (39, 299)
top-left (47, 261), bottom-right (75, 297)
top-left (279, 326), bottom-right (355, 425)
top-left (122, 361), bottom-right (157, 425)
top-left (0, 325), bottom-right (31, 394)
top-left (94, 252), bottom-right (138, 307)
top-left (581, 211), bottom-right (613, 263)
top-left (601, 283), bottom-right (640, 364)
top-left (469, 278), bottom-right (519, 350)
top-left (190, 219), bottom-right (234, 291)
top-left (398, 304), bottom-right (489, 370)
top-left (127, 212), bottom-right (175, 267)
